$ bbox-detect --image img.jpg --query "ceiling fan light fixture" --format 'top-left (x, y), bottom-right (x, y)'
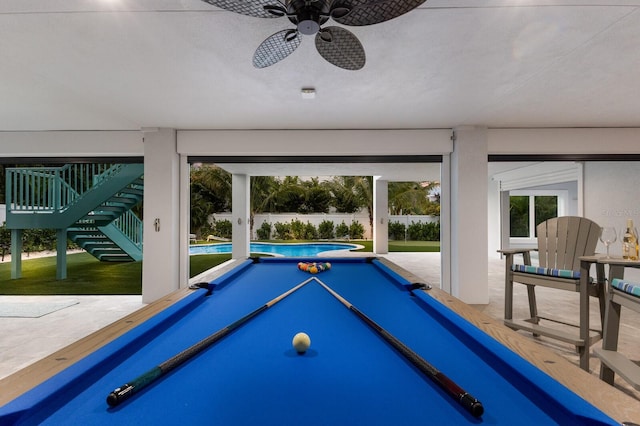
top-left (201, 0), bottom-right (427, 70)
top-left (298, 20), bottom-right (320, 35)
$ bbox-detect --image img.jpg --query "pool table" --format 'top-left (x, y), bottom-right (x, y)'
top-left (0, 257), bottom-right (635, 425)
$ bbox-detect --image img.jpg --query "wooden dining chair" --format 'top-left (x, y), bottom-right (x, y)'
top-left (498, 216), bottom-right (603, 370)
top-left (594, 278), bottom-right (640, 389)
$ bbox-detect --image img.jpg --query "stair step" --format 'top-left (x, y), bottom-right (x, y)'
top-left (87, 211), bottom-right (117, 218)
top-left (72, 238), bottom-right (109, 244)
top-left (83, 243), bottom-right (117, 250)
top-left (110, 191), bottom-right (140, 203)
top-left (99, 254), bottom-right (134, 262)
top-left (91, 247), bottom-right (122, 254)
top-left (68, 228), bottom-right (101, 234)
top-left (95, 205), bottom-right (126, 212)
top-left (120, 187), bottom-right (143, 196)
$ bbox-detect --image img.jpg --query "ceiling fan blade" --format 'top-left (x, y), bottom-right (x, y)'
top-left (201, 0), bottom-right (283, 18)
top-left (315, 26), bottom-right (365, 70)
top-left (332, 0), bottom-right (426, 26)
top-left (253, 30), bottom-right (302, 68)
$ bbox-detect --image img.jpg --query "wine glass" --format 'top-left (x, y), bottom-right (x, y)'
top-left (600, 227), bottom-right (617, 259)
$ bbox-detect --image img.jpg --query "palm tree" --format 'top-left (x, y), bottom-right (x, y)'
top-left (300, 177), bottom-right (332, 213)
top-left (273, 176), bottom-right (306, 212)
top-left (190, 165), bottom-right (231, 236)
top-left (328, 176), bottom-right (373, 234)
top-left (388, 182), bottom-right (431, 215)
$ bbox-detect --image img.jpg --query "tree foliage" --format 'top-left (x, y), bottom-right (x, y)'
top-left (189, 164), bottom-right (441, 237)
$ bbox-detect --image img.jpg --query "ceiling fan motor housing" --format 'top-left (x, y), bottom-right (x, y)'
top-left (287, 0), bottom-right (331, 35)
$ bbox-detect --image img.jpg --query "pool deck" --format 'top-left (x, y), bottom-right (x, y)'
top-left (1, 252), bottom-right (639, 405)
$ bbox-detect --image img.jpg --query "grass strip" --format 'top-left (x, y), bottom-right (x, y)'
top-left (0, 253), bottom-right (231, 295)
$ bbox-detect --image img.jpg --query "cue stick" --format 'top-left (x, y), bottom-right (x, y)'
top-left (106, 277), bottom-right (315, 407)
top-left (314, 278), bottom-right (485, 418)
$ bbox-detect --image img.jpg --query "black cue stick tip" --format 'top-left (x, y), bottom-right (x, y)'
top-left (106, 383), bottom-right (134, 407)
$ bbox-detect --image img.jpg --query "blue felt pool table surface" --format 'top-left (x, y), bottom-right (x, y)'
top-left (0, 257), bottom-right (620, 425)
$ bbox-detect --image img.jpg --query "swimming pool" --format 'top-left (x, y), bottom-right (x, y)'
top-left (189, 242), bottom-right (362, 257)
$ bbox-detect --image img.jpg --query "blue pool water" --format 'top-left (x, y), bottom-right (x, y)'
top-left (189, 242), bottom-right (360, 257)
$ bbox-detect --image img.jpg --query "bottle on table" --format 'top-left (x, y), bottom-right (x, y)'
top-left (622, 219), bottom-right (639, 260)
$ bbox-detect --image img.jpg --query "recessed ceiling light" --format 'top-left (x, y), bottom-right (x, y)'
top-left (301, 88), bottom-right (316, 99)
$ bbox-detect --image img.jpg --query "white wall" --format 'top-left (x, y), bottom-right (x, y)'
top-left (488, 128), bottom-right (640, 155)
top-left (0, 204), bottom-right (5, 225)
top-left (178, 129), bottom-right (453, 156)
top-left (209, 213), bottom-right (439, 240)
top-left (584, 161), bottom-right (640, 259)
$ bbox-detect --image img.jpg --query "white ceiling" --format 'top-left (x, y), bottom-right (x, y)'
top-left (2, 0), bottom-right (640, 133)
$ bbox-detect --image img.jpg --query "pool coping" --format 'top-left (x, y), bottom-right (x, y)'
top-left (188, 242), bottom-right (365, 257)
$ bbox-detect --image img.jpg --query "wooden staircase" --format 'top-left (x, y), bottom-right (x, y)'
top-left (5, 164), bottom-right (143, 262)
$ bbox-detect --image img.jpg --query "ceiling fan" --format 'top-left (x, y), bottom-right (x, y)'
top-left (201, 0), bottom-right (427, 70)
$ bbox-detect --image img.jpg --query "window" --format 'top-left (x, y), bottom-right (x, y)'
top-left (509, 190), bottom-right (566, 241)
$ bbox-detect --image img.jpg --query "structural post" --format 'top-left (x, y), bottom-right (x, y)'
top-left (373, 177), bottom-right (388, 254)
top-left (179, 154), bottom-right (191, 289)
top-left (56, 229), bottom-right (67, 280)
top-left (10, 229), bottom-right (22, 279)
top-left (232, 174), bottom-right (250, 259)
top-left (142, 128), bottom-right (180, 303)
top-left (440, 155), bottom-right (452, 294)
top-left (450, 126), bottom-right (489, 304)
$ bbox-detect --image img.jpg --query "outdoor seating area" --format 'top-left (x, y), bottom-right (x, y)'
top-left (498, 216), bottom-right (603, 371)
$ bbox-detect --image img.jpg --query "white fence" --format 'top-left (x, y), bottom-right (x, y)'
top-left (210, 213), bottom-right (438, 240)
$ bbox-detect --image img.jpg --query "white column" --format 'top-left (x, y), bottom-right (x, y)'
top-left (142, 128), bottom-right (180, 303)
top-left (179, 154), bottom-right (191, 288)
top-left (232, 174), bottom-right (250, 259)
top-left (450, 126), bottom-right (489, 304)
top-left (487, 173), bottom-right (503, 258)
top-left (440, 155), bottom-right (452, 294)
top-left (373, 178), bottom-right (388, 254)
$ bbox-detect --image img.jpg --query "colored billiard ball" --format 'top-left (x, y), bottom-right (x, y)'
top-left (292, 332), bottom-right (311, 354)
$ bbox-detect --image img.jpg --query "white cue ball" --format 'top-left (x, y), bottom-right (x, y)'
top-left (292, 332), bottom-right (311, 353)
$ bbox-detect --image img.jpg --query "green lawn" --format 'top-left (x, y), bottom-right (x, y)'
top-left (388, 241), bottom-right (440, 252)
top-left (0, 253), bottom-right (232, 295)
top-left (0, 241), bottom-right (439, 295)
